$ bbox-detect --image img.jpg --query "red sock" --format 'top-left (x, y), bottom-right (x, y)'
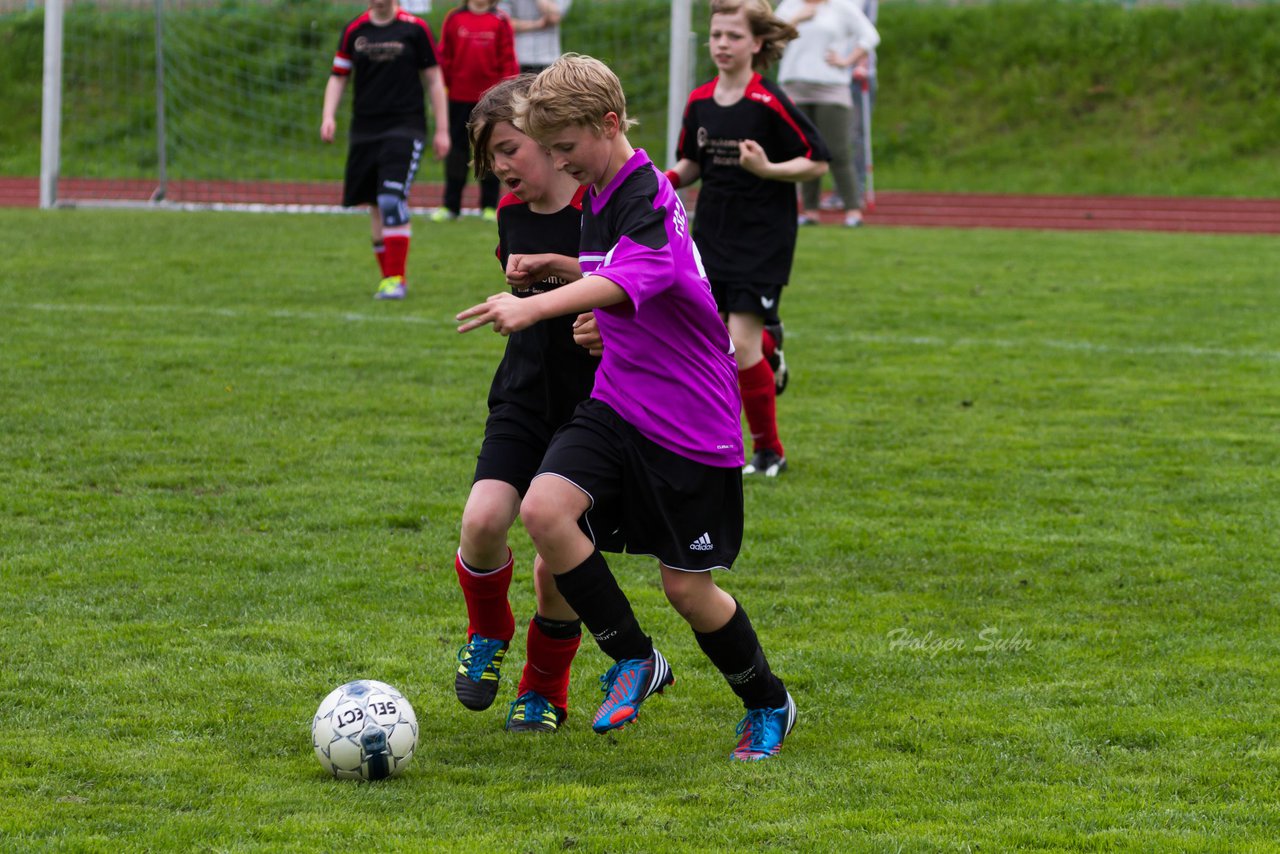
top-left (517, 617), bottom-right (580, 712)
top-left (762, 328), bottom-right (778, 361)
top-left (372, 240), bottom-right (389, 277)
top-left (383, 232), bottom-right (410, 280)
top-left (454, 551), bottom-right (515, 642)
top-left (739, 358), bottom-right (783, 456)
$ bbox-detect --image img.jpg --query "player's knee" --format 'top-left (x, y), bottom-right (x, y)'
top-left (519, 490), bottom-right (560, 545)
top-left (376, 193), bottom-right (409, 228)
top-left (460, 502), bottom-right (509, 548)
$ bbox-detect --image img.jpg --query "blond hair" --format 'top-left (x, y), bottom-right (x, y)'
top-left (467, 74), bottom-right (539, 179)
top-left (710, 0), bottom-right (798, 72)
top-left (513, 53), bottom-right (638, 141)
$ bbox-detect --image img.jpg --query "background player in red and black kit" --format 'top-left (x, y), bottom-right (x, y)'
top-left (666, 0), bottom-right (830, 477)
top-left (434, 0), bottom-right (519, 222)
top-left (450, 76), bottom-right (602, 734)
top-left (322, 0), bottom-right (450, 300)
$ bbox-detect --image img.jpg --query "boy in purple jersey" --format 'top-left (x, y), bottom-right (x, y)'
top-left (456, 54), bottom-right (796, 761)
top-left (667, 0), bottom-right (831, 479)
top-left (321, 0), bottom-right (451, 300)
top-left (450, 75), bottom-right (599, 734)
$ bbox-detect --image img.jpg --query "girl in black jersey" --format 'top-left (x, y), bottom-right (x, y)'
top-left (667, 0), bottom-right (830, 478)
top-left (449, 75), bottom-right (599, 734)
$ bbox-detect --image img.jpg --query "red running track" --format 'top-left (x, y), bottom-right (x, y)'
top-left (2, 177), bottom-right (1279, 234)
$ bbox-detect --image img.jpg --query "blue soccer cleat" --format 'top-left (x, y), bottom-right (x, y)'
top-left (454, 634), bottom-right (508, 711)
top-left (731, 691), bottom-right (797, 761)
top-left (591, 648), bottom-right (674, 733)
top-left (505, 691), bottom-right (566, 733)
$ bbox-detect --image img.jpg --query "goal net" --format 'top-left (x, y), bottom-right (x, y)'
top-left (43, 0), bottom-right (714, 211)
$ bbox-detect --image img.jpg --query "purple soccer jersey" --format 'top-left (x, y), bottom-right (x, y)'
top-left (579, 149), bottom-right (744, 468)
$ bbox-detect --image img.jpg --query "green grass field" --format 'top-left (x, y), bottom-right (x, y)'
top-left (2, 208), bottom-right (1279, 850)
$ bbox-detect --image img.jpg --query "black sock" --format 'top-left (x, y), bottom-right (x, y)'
top-left (694, 601), bottom-right (787, 710)
top-left (532, 613), bottom-right (582, 640)
top-left (552, 550), bottom-right (651, 662)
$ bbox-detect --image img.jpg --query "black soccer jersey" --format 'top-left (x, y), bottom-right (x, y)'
top-left (332, 11), bottom-right (439, 141)
top-left (677, 74), bottom-right (830, 286)
top-left (487, 186), bottom-right (597, 425)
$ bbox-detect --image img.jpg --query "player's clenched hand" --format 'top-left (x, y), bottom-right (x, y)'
top-left (320, 119), bottom-right (337, 143)
top-left (457, 292), bottom-right (539, 335)
top-left (505, 253), bottom-right (553, 290)
top-left (737, 139), bottom-right (769, 177)
top-left (505, 253), bottom-right (535, 291)
top-left (572, 312), bottom-right (603, 357)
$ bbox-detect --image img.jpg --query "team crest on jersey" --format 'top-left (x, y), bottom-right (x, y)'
top-left (354, 36), bottom-right (406, 62)
top-left (697, 126), bottom-right (709, 150)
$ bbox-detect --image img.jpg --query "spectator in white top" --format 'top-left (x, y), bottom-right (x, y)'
top-left (823, 0), bottom-right (877, 215)
top-left (776, 0), bottom-right (879, 227)
top-left (499, 0), bottom-right (572, 74)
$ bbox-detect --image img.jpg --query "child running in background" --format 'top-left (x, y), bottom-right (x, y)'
top-left (457, 54), bottom-right (797, 761)
top-left (666, 0), bottom-right (830, 478)
top-left (450, 75), bottom-right (601, 733)
top-left (434, 0), bottom-right (519, 222)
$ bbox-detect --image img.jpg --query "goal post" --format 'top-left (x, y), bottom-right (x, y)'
top-left (38, 0), bottom-right (63, 208)
top-left (39, 0), bottom-right (707, 211)
top-left (666, 0), bottom-right (695, 172)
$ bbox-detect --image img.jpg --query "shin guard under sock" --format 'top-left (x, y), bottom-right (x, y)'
top-left (694, 600), bottom-right (787, 710)
top-left (517, 615), bottom-right (581, 711)
top-left (552, 550), bottom-right (651, 662)
top-left (454, 550), bottom-right (515, 642)
top-left (383, 233), bottom-right (410, 280)
top-left (739, 358), bottom-right (783, 456)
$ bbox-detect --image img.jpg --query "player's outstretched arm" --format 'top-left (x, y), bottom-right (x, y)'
top-left (457, 275), bottom-right (627, 336)
top-left (737, 140), bottom-right (828, 183)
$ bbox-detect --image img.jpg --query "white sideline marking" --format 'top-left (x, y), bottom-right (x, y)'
top-left (826, 330), bottom-right (1280, 363)
top-left (11, 301), bottom-right (1280, 362)
top-left (19, 301), bottom-right (444, 327)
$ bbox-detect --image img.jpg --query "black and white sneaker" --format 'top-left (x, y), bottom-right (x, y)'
top-left (764, 322), bottom-right (788, 397)
top-left (743, 449), bottom-right (787, 478)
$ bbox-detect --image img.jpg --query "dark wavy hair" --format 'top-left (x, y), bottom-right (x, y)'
top-left (468, 74), bottom-right (539, 179)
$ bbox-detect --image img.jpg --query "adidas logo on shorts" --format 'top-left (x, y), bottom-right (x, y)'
top-left (690, 533), bottom-right (714, 552)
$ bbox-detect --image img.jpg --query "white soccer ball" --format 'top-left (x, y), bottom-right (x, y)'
top-left (311, 679), bottom-right (419, 780)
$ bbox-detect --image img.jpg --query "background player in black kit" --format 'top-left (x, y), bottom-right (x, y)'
top-left (449, 75), bottom-right (601, 733)
top-left (665, 0), bottom-right (830, 477)
top-left (321, 0), bottom-right (450, 300)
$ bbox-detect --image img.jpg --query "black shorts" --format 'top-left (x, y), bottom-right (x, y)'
top-left (474, 321), bottom-right (600, 495)
top-left (535, 399), bottom-right (743, 571)
top-left (342, 133), bottom-right (425, 208)
top-left (710, 280), bottom-right (784, 324)
top-left (473, 403), bottom-right (561, 497)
